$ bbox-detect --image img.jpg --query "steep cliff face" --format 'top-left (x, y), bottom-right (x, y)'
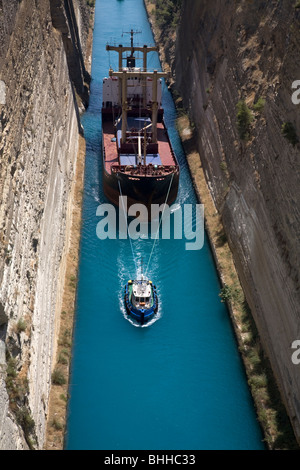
top-left (0, 0), bottom-right (91, 449)
top-left (173, 0), bottom-right (300, 443)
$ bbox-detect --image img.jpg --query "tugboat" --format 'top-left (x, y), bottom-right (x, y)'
top-left (124, 276), bottom-right (158, 325)
top-left (102, 30), bottom-right (179, 214)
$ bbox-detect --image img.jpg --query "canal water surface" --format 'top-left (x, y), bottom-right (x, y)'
top-left (65, 0), bottom-right (265, 450)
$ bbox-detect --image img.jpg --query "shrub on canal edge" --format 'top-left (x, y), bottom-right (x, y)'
top-left (52, 368), bottom-right (66, 386)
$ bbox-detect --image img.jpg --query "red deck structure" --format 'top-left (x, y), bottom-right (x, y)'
top-left (103, 121), bottom-right (177, 175)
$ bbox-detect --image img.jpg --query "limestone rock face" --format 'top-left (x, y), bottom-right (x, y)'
top-left (0, 0), bottom-right (91, 450)
top-left (174, 0), bottom-right (300, 443)
top-left (0, 375), bottom-right (28, 450)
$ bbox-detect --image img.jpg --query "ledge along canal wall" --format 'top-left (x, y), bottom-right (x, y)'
top-left (145, 0), bottom-right (300, 447)
top-left (0, 0), bottom-right (92, 449)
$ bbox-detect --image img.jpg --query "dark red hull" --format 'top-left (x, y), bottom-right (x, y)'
top-left (103, 165), bottom-right (179, 212)
top-left (101, 108), bottom-right (180, 214)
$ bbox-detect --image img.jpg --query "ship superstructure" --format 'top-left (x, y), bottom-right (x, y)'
top-left (102, 30), bottom-right (179, 213)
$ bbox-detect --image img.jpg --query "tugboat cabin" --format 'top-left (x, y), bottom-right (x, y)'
top-left (132, 281), bottom-right (152, 309)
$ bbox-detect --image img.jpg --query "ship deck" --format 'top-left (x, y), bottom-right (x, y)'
top-left (103, 120), bottom-right (177, 174)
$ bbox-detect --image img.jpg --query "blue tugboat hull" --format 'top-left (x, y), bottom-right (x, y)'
top-left (124, 283), bottom-right (158, 325)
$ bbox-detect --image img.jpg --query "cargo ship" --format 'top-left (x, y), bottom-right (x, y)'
top-left (101, 30), bottom-right (179, 214)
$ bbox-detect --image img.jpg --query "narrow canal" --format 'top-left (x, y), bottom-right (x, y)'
top-left (65, 0), bottom-right (265, 450)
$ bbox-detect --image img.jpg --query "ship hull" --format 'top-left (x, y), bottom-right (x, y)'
top-left (103, 165), bottom-right (179, 213)
top-left (102, 103), bottom-right (180, 215)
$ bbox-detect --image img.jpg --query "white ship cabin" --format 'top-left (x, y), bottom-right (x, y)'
top-left (102, 71), bottom-right (163, 109)
top-left (132, 280), bottom-right (152, 308)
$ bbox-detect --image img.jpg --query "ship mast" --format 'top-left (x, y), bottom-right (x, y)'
top-left (109, 68), bottom-right (168, 144)
top-left (106, 30), bottom-right (153, 70)
top-left (106, 32), bottom-right (169, 146)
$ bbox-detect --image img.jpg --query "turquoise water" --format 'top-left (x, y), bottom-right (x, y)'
top-left (65, 0), bottom-right (265, 450)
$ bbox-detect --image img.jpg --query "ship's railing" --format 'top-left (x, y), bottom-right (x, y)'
top-left (111, 164), bottom-right (179, 177)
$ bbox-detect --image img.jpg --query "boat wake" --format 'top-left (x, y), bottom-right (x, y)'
top-left (117, 231), bottom-right (162, 328)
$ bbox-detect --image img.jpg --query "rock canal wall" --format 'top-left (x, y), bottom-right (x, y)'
top-left (0, 0), bottom-right (92, 449)
top-left (172, 0), bottom-right (300, 444)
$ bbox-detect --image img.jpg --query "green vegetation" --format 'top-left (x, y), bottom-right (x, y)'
top-left (60, 393), bottom-right (68, 403)
top-left (155, 0), bottom-right (182, 31)
top-left (58, 348), bottom-right (70, 365)
top-left (219, 283), bottom-right (299, 448)
top-left (69, 274), bottom-right (77, 289)
top-left (243, 335), bottom-right (299, 449)
top-left (219, 281), bottom-right (299, 449)
top-left (219, 284), bottom-right (241, 303)
top-left (5, 355), bottom-right (37, 449)
top-left (236, 97), bottom-right (299, 150)
top-left (235, 96), bottom-right (266, 141)
top-left (236, 99), bottom-right (253, 140)
top-left (253, 97), bottom-right (266, 113)
top-left (6, 357), bottom-right (17, 382)
top-left (16, 318), bottom-right (27, 334)
top-left (59, 328), bottom-right (72, 348)
top-left (281, 121), bottom-right (298, 146)
top-left (216, 229), bottom-right (227, 247)
top-left (58, 352), bottom-right (68, 365)
top-left (175, 89), bottom-right (298, 448)
top-left (15, 407), bottom-right (35, 437)
top-left (5, 247), bottom-right (12, 265)
top-left (220, 161), bottom-right (227, 172)
top-left (52, 368), bottom-right (66, 386)
top-left (51, 417), bottom-right (63, 431)
top-left (86, 0), bottom-right (95, 7)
